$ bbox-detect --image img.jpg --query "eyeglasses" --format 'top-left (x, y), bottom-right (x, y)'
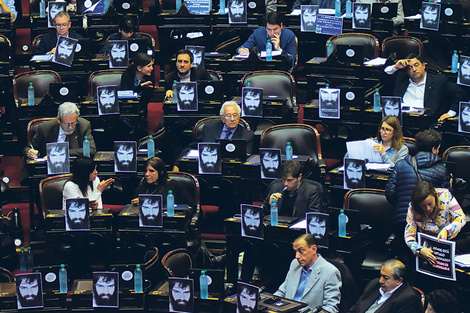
top-left (224, 113), bottom-right (239, 119)
top-left (61, 121), bottom-right (78, 128)
top-left (55, 23), bottom-right (69, 28)
top-left (378, 127), bottom-right (394, 134)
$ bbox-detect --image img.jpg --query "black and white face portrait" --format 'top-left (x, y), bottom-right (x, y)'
top-left (228, 0), bottom-right (247, 24)
top-left (457, 56), bottom-right (470, 87)
top-left (109, 40), bottom-right (129, 68)
top-left (237, 282), bottom-right (259, 313)
top-left (319, 88), bottom-right (340, 119)
top-left (114, 141), bottom-right (137, 173)
top-left (301, 5), bottom-right (318, 32)
top-left (344, 158), bottom-right (366, 189)
top-left (93, 272), bottom-right (119, 308)
top-left (177, 82), bottom-right (198, 111)
top-left (185, 45), bottom-right (205, 69)
top-left (198, 143), bottom-right (221, 174)
top-left (306, 212), bottom-right (329, 248)
top-left (260, 148), bottom-right (281, 179)
top-left (381, 96), bottom-right (401, 119)
top-left (97, 85), bottom-right (119, 115)
top-left (48, 2), bottom-right (66, 28)
top-left (420, 3), bottom-right (440, 30)
top-left (169, 278), bottom-right (194, 313)
top-left (242, 87), bottom-right (263, 117)
top-left (16, 273), bottom-right (44, 309)
top-left (66, 198), bottom-right (90, 231)
top-left (53, 36), bottom-right (77, 67)
top-left (353, 3), bottom-right (371, 29)
top-left (47, 142), bottom-right (70, 175)
top-left (241, 204), bottom-right (263, 239)
top-left (139, 195), bottom-right (163, 227)
top-left (458, 102), bottom-right (470, 133)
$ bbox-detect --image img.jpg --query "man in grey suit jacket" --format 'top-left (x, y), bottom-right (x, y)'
top-left (274, 234), bottom-right (341, 313)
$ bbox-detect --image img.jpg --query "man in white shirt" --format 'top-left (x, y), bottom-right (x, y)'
top-left (347, 259), bottom-right (422, 313)
top-left (384, 55), bottom-right (465, 122)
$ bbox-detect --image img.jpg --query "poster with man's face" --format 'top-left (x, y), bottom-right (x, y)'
top-left (176, 82), bottom-right (198, 111)
top-left (319, 88), bottom-right (340, 119)
top-left (228, 0), bottom-right (247, 24)
top-left (343, 158), bottom-right (366, 190)
top-left (381, 96), bottom-right (402, 120)
top-left (114, 141), bottom-right (137, 173)
top-left (237, 282), bottom-right (259, 313)
top-left (185, 45), bottom-right (205, 69)
top-left (306, 212), bottom-right (329, 248)
top-left (198, 143), bottom-right (221, 174)
top-left (169, 278), bottom-right (194, 313)
top-left (242, 87), bottom-right (263, 117)
top-left (259, 148), bottom-right (281, 179)
top-left (53, 36), bottom-right (78, 67)
top-left (93, 272), bottom-right (119, 308)
top-left (97, 85), bottom-right (120, 115)
top-left (48, 1), bottom-right (66, 28)
top-left (109, 40), bottom-right (129, 68)
top-left (241, 204), bottom-right (263, 240)
top-left (66, 198), bottom-right (90, 231)
top-left (458, 101), bottom-right (470, 134)
top-left (47, 142), bottom-right (70, 175)
top-left (139, 194), bottom-right (163, 228)
top-left (420, 2), bottom-right (440, 31)
top-left (16, 273), bottom-right (44, 309)
top-left (352, 3), bottom-right (371, 29)
top-left (301, 5), bottom-right (318, 32)
top-left (457, 55), bottom-right (470, 87)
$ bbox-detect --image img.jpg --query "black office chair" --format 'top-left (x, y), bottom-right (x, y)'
top-left (382, 36), bottom-right (424, 60)
top-left (443, 146), bottom-right (470, 213)
top-left (404, 137), bottom-right (418, 157)
top-left (206, 69), bottom-right (223, 81)
top-left (88, 69), bottom-right (126, 97)
top-left (13, 70), bottom-right (61, 106)
top-left (327, 33), bottom-right (380, 60)
top-left (192, 116), bottom-right (251, 140)
top-left (161, 248), bottom-right (192, 278)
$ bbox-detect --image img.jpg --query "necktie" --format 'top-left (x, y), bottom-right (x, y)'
top-left (221, 130), bottom-right (230, 139)
top-left (293, 269), bottom-right (311, 301)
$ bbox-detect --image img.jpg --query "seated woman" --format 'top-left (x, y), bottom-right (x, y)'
top-left (405, 181), bottom-right (468, 264)
top-left (372, 115), bottom-right (408, 165)
top-left (131, 157), bottom-right (195, 209)
top-left (63, 156), bottom-right (114, 210)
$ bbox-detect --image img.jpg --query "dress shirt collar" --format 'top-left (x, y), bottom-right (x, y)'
top-left (178, 71), bottom-right (191, 81)
top-left (222, 125), bottom-right (237, 137)
top-left (408, 72), bottom-right (427, 87)
top-left (58, 126), bottom-right (66, 142)
top-left (377, 283), bottom-right (403, 305)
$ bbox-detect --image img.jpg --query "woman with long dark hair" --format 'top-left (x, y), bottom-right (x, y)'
top-left (373, 115), bottom-right (408, 165)
top-left (63, 156), bottom-right (114, 210)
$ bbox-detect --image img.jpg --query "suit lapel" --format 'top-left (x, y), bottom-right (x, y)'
top-left (423, 73), bottom-right (433, 109)
top-left (301, 256), bottom-right (323, 299)
top-left (292, 182), bottom-right (304, 217)
top-left (375, 284), bottom-right (405, 313)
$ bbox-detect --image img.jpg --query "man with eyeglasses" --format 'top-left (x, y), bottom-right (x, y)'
top-left (21, 102), bottom-right (96, 184)
top-left (36, 11), bottom-right (83, 55)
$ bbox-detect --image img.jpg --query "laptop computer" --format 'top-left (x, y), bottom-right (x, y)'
top-left (335, 45), bottom-right (365, 65)
top-left (50, 82), bottom-right (80, 102)
top-left (372, 2), bottom-right (398, 20)
top-left (197, 80), bottom-right (224, 103)
top-left (34, 265), bottom-right (62, 292)
top-left (189, 268), bottom-right (224, 296)
top-left (217, 139), bottom-right (247, 162)
top-left (109, 264), bottom-right (143, 291)
top-left (340, 86), bottom-right (365, 108)
top-left (440, 3), bottom-right (462, 22)
top-left (113, 0), bottom-right (142, 14)
top-left (329, 208), bottom-right (361, 233)
top-left (74, 38), bottom-right (92, 60)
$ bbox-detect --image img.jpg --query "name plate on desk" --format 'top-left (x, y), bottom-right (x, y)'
top-left (316, 15), bottom-right (343, 35)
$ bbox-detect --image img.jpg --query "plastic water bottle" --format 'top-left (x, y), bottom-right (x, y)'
top-left (452, 50), bottom-right (459, 73)
top-left (172, 80), bottom-right (178, 103)
top-left (373, 88), bottom-right (381, 112)
top-left (199, 270), bottom-right (209, 299)
top-left (19, 247), bottom-right (26, 271)
top-left (266, 39), bottom-right (273, 62)
top-left (167, 190), bottom-right (175, 217)
top-left (134, 264), bottom-right (143, 293)
top-left (286, 142), bottom-right (293, 160)
top-left (176, 0), bottom-right (181, 12)
top-left (338, 209), bottom-right (349, 237)
top-left (147, 135), bottom-right (155, 158)
top-left (28, 82), bottom-right (35, 106)
top-left (39, 0), bottom-right (46, 18)
top-left (335, 0), bottom-right (341, 17)
top-left (346, 0), bottom-right (352, 18)
top-left (327, 41), bottom-right (334, 57)
top-left (26, 247), bottom-right (34, 271)
top-left (59, 264), bottom-right (68, 293)
top-left (246, 79), bottom-right (252, 87)
top-left (83, 136), bottom-right (90, 157)
top-left (270, 199), bottom-right (278, 226)
top-left (220, 0), bottom-right (225, 15)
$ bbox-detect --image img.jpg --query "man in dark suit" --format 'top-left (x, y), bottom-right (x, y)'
top-left (384, 55), bottom-right (465, 122)
top-left (262, 160), bottom-right (325, 218)
top-left (21, 102), bottom-right (96, 183)
top-left (36, 11), bottom-right (83, 55)
top-left (348, 259), bottom-right (422, 313)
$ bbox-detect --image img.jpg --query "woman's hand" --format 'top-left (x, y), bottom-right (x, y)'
top-left (131, 198), bottom-right (139, 205)
top-left (420, 248), bottom-right (437, 264)
top-left (372, 143), bottom-right (386, 155)
top-left (97, 178), bottom-right (115, 193)
top-left (141, 81), bottom-right (154, 88)
top-left (89, 200), bottom-right (98, 210)
top-left (437, 229), bottom-right (448, 242)
top-left (165, 90), bottom-right (173, 100)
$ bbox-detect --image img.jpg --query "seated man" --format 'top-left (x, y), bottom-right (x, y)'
top-left (384, 55), bottom-right (465, 122)
top-left (274, 234), bottom-right (341, 313)
top-left (291, 0), bottom-right (346, 11)
top-left (164, 49), bottom-right (211, 100)
top-left (237, 12), bottom-right (297, 71)
top-left (262, 160), bottom-right (325, 218)
top-left (348, 259), bottom-right (422, 313)
top-left (35, 11), bottom-right (83, 55)
top-left (21, 102), bottom-right (96, 183)
top-left (356, 0), bottom-right (404, 28)
top-left (0, 0), bottom-right (17, 22)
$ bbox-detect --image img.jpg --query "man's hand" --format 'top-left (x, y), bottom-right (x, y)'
top-left (239, 48), bottom-right (250, 55)
top-left (27, 148), bottom-right (39, 160)
top-left (438, 113), bottom-right (452, 121)
top-left (271, 33), bottom-right (281, 51)
top-left (131, 197), bottom-right (139, 205)
top-left (165, 90), bottom-right (173, 100)
top-left (394, 59), bottom-right (410, 70)
top-left (48, 47), bottom-right (56, 55)
top-left (269, 192), bottom-right (283, 204)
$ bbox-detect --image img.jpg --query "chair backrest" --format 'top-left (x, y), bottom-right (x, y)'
top-left (161, 248), bottom-right (192, 278)
top-left (27, 118), bottom-right (56, 145)
top-left (327, 33), bottom-right (380, 60)
top-left (0, 33), bottom-right (11, 54)
top-left (13, 70), bottom-right (61, 106)
top-left (88, 69), bottom-right (126, 97)
top-left (137, 127), bottom-right (166, 150)
top-left (39, 174), bottom-right (73, 215)
top-left (32, 34), bottom-right (42, 55)
top-left (0, 266), bottom-right (14, 283)
top-left (344, 189), bottom-right (394, 246)
top-left (413, 286), bottom-right (426, 311)
top-left (382, 36), bottom-right (423, 60)
top-left (206, 69), bottom-right (223, 81)
top-left (168, 171), bottom-right (200, 210)
top-left (404, 137), bottom-right (418, 157)
top-left (137, 32), bottom-right (157, 51)
top-left (443, 146), bottom-right (470, 195)
top-left (192, 116), bottom-right (251, 140)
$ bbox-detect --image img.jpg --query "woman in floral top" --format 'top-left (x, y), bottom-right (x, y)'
top-left (405, 181), bottom-right (467, 264)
